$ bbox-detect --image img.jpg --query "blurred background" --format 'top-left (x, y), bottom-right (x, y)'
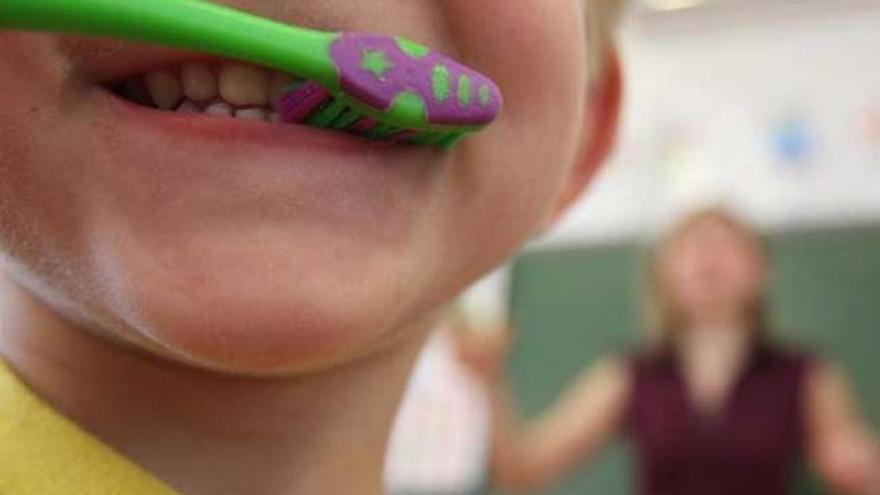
top-left (386, 0), bottom-right (880, 493)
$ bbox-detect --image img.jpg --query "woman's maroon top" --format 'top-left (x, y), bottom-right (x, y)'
top-left (628, 345), bottom-right (813, 495)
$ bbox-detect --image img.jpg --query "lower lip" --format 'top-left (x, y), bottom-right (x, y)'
top-left (87, 86), bottom-right (447, 235)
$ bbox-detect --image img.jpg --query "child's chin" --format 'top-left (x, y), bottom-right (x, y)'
top-left (133, 286), bottom-right (407, 376)
top-left (105, 246), bottom-right (426, 376)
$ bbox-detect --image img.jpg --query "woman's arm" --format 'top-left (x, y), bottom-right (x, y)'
top-left (806, 361), bottom-right (880, 495)
top-left (456, 328), bottom-right (630, 491)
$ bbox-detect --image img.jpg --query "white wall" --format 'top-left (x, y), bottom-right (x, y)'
top-left (538, 1), bottom-right (880, 247)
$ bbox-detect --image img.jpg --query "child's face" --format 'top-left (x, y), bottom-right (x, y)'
top-left (0, 0), bottom-right (599, 373)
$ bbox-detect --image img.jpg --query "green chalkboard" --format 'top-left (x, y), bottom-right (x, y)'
top-left (488, 225), bottom-right (880, 495)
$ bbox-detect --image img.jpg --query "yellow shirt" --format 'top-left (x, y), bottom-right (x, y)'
top-left (0, 360), bottom-right (178, 495)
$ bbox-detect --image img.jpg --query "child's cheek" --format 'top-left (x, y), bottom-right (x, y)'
top-left (0, 35), bottom-right (43, 123)
top-left (443, 0), bottom-right (588, 135)
top-left (0, 34), bottom-right (95, 265)
top-left (427, 0), bottom-right (593, 274)
top-left (0, 35), bottom-right (56, 186)
top-left (0, 34), bottom-right (71, 149)
top-left (442, 0), bottom-right (590, 224)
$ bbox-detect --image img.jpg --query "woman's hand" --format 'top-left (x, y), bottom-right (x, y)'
top-left (813, 429), bottom-right (880, 494)
top-left (453, 323), bottom-right (512, 381)
top-left (808, 362), bottom-right (880, 495)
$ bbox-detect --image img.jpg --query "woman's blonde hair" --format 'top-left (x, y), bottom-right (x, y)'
top-left (585, 0), bottom-right (626, 84)
top-left (645, 207), bottom-right (770, 344)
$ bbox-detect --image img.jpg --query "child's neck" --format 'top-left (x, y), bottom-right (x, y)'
top-left (0, 274), bottom-right (428, 495)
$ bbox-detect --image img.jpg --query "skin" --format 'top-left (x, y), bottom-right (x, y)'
top-left (460, 216), bottom-right (880, 494)
top-left (0, 0), bottom-right (620, 494)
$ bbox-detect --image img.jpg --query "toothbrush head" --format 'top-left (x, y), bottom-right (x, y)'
top-left (278, 33), bottom-right (503, 148)
top-left (330, 33), bottom-right (502, 129)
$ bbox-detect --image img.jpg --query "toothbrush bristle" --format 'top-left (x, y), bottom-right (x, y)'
top-left (277, 81), bottom-right (330, 123)
top-left (277, 81), bottom-right (459, 148)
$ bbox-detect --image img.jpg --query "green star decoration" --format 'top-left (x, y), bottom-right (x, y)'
top-left (361, 49), bottom-right (393, 79)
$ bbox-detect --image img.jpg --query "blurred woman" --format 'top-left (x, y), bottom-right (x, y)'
top-left (458, 208), bottom-right (879, 495)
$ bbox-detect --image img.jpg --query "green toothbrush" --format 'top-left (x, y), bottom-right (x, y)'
top-left (0, 0), bottom-right (503, 147)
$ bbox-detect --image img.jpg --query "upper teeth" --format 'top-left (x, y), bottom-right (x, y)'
top-left (181, 63), bottom-right (217, 102)
top-left (124, 62), bottom-right (298, 123)
top-left (219, 64), bottom-right (268, 106)
top-left (144, 69), bottom-right (183, 110)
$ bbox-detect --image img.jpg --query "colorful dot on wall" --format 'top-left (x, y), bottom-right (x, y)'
top-left (770, 114), bottom-right (817, 172)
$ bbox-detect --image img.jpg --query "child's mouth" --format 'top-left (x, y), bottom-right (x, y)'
top-left (108, 62), bottom-right (296, 124)
top-left (86, 48), bottom-right (446, 158)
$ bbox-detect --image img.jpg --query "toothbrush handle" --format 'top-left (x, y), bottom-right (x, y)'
top-left (0, 0), bottom-right (340, 88)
